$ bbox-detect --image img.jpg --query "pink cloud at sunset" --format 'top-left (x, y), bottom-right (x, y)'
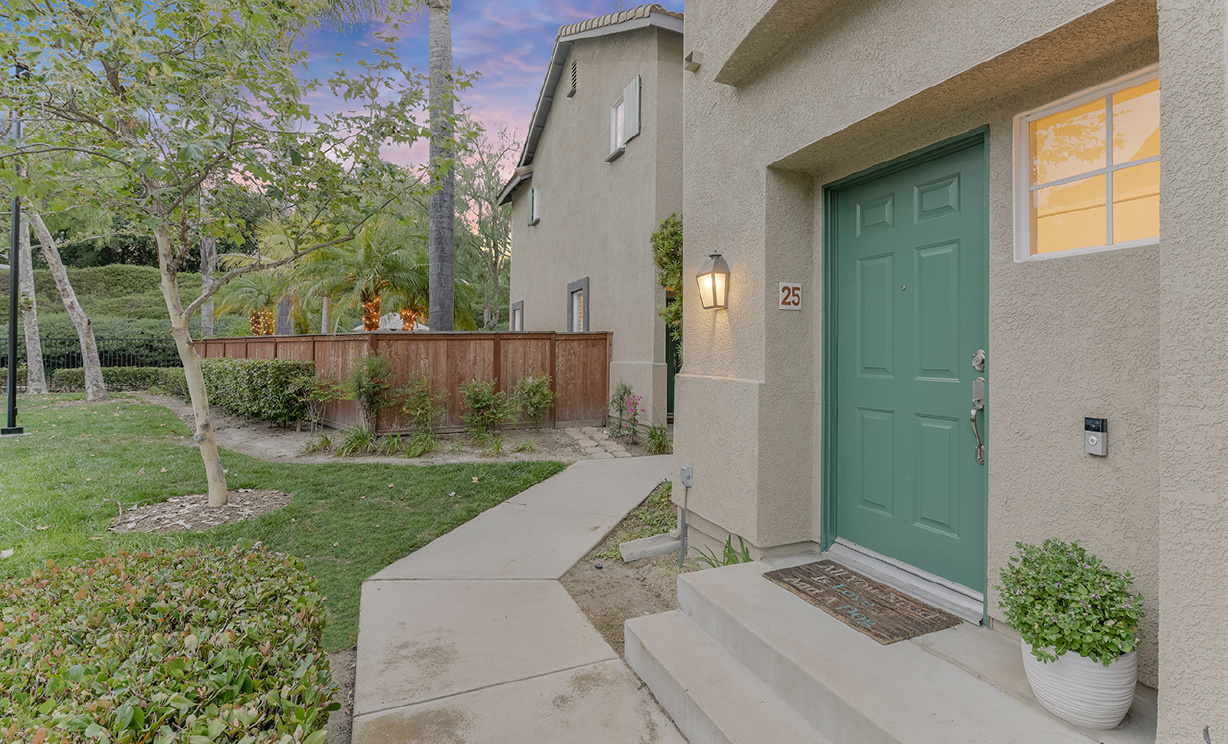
top-left (295, 1), bottom-right (681, 175)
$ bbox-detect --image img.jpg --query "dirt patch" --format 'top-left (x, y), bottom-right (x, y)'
top-left (560, 502), bottom-right (695, 657)
top-left (107, 488), bottom-right (291, 534)
top-left (326, 647), bottom-right (356, 744)
top-left (135, 392), bottom-right (593, 465)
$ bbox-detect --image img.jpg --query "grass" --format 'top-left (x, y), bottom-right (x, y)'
top-left (0, 394), bottom-right (566, 651)
top-left (592, 480), bottom-right (677, 561)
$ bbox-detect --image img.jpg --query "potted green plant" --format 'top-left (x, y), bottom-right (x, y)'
top-left (998, 539), bottom-right (1144, 729)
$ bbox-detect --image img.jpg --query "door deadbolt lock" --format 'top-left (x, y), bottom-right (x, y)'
top-left (972, 349), bottom-right (986, 372)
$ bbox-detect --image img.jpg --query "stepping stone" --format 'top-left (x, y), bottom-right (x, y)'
top-left (583, 447), bottom-right (604, 455)
top-left (613, 452), bottom-right (633, 458)
top-left (591, 452), bottom-right (615, 459)
top-left (575, 438), bottom-right (596, 448)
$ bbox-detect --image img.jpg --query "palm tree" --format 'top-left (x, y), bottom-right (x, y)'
top-left (426, 0), bottom-right (456, 331)
top-left (213, 272), bottom-right (283, 335)
top-left (296, 218), bottom-right (428, 331)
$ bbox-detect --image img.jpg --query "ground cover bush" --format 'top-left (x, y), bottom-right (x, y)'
top-left (510, 375), bottom-right (555, 425)
top-left (0, 544), bottom-right (335, 743)
top-left (51, 366), bottom-right (184, 392)
top-left (459, 379), bottom-right (515, 440)
top-left (201, 358), bottom-right (315, 426)
top-left (0, 394), bottom-right (567, 650)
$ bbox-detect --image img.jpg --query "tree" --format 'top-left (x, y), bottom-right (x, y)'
top-left (456, 128), bottom-right (517, 329)
top-left (16, 215), bottom-right (47, 394)
top-left (3, 0), bottom-right (431, 506)
top-left (27, 207), bottom-right (107, 400)
top-left (426, 0), bottom-right (456, 331)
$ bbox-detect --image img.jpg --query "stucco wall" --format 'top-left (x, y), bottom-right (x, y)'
top-left (1155, 0), bottom-right (1228, 739)
top-left (678, 0), bottom-right (1164, 686)
top-left (507, 27), bottom-right (682, 425)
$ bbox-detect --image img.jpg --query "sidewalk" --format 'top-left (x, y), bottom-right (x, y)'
top-left (351, 455), bottom-right (686, 743)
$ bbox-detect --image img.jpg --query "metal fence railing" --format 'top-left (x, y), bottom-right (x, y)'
top-left (0, 337), bottom-right (181, 375)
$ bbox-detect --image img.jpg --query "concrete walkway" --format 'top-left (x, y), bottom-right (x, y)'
top-left (351, 455), bottom-right (686, 744)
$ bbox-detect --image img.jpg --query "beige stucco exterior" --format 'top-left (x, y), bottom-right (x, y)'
top-left (676, 0), bottom-right (1228, 737)
top-left (506, 17), bottom-right (683, 426)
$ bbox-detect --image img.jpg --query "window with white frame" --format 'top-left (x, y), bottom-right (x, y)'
top-left (1015, 66), bottom-right (1160, 260)
top-left (609, 75), bottom-right (641, 157)
top-left (527, 186), bottom-right (541, 226)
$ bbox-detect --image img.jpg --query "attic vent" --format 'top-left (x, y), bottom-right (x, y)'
top-left (567, 61), bottom-right (577, 98)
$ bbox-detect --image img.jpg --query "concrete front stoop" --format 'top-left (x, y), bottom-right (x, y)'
top-left (625, 557), bottom-right (1157, 744)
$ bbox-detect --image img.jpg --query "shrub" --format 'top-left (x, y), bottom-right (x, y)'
top-left (0, 364), bottom-right (28, 390)
top-left (459, 378), bottom-right (514, 440)
top-left (510, 375), bottom-right (556, 425)
top-left (51, 366), bottom-right (184, 392)
top-left (344, 352), bottom-right (397, 432)
top-left (301, 377), bottom-right (344, 433)
top-left (399, 373), bottom-right (446, 436)
top-left (0, 544), bottom-right (336, 743)
top-left (201, 358), bottom-right (315, 426)
top-left (646, 422), bottom-right (672, 455)
top-left (608, 381), bottom-right (633, 437)
top-left (998, 539), bottom-right (1144, 665)
top-left (625, 393), bottom-right (644, 445)
top-left (651, 214), bottom-right (683, 359)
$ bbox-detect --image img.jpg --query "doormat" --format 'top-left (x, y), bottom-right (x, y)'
top-left (763, 560), bottom-right (962, 644)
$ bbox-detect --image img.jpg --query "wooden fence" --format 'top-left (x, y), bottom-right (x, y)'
top-left (194, 332), bottom-right (612, 434)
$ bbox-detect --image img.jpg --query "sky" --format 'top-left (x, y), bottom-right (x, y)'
top-left (295, 1), bottom-right (682, 171)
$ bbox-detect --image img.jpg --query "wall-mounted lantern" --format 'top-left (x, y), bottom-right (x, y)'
top-left (696, 251), bottom-right (730, 310)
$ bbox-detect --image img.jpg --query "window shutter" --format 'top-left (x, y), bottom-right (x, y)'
top-left (624, 75), bottom-right (641, 142)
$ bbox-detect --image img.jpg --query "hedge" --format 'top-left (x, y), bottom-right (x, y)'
top-left (0, 364), bottom-right (27, 389)
top-left (0, 544), bottom-right (336, 743)
top-left (202, 358), bottom-right (314, 426)
top-left (51, 366), bottom-right (185, 393)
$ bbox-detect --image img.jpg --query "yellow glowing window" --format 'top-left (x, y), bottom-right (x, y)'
top-left (1016, 68), bottom-right (1159, 259)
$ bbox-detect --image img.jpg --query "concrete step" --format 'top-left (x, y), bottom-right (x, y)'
top-left (626, 610), bottom-right (831, 744)
top-left (673, 560), bottom-right (1154, 744)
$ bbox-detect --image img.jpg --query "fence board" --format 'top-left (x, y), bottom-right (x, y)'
top-left (195, 331), bottom-right (611, 434)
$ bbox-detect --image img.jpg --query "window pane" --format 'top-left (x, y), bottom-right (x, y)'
top-left (1031, 98), bottom-right (1107, 185)
top-left (1112, 79), bottom-right (1159, 164)
top-left (1113, 161), bottom-right (1160, 243)
top-left (1032, 174), bottom-right (1107, 254)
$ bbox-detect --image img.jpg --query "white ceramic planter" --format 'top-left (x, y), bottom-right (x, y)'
top-left (1020, 639), bottom-right (1137, 729)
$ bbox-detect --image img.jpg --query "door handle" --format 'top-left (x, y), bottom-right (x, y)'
top-left (970, 408), bottom-right (985, 465)
top-left (971, 376), bottom-right (985, 465)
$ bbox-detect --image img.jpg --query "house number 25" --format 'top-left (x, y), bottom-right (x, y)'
top-left (779, 282), bottom-right (802, 310)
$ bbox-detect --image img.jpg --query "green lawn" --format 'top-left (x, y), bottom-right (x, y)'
top-left (0, 394), bottom-right (566, 650)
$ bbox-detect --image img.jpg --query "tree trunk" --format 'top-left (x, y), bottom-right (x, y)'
top-left (200, 235), bottom-right (217, 337)
top-left (154, 225), bottom-right (228, 507)
top-left (17, 219), bottom-right (47, 394)
top-left (362, 292), bottom-right (381, 331)
top-left (275, 296), bottom-right (293, 335)
top-left (427, 0), bottom-right (455, 331)
top-left (26, 207), bottom-right (106, 401)
top-left (321, 296), bottom-right (331, 334)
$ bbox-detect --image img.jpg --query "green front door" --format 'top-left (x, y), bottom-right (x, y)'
top-left (829, 136), bottom-right (988, 593)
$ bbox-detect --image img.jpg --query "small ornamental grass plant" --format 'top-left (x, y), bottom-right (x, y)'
top-left (998, 539), bottom-right (1144, 666)
top-left (0, 544), bottom-right (336, 743)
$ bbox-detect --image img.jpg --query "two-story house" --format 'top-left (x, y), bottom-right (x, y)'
top-left (499, 4), bottom-right (683, 427)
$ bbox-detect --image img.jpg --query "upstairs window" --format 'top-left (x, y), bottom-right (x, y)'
top-left (609, 75), bottom-right (641, 159)
top-left (1014, 66), bottom-right (1159, 260)
top-left (527, 186), bottom-right (541, 226)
